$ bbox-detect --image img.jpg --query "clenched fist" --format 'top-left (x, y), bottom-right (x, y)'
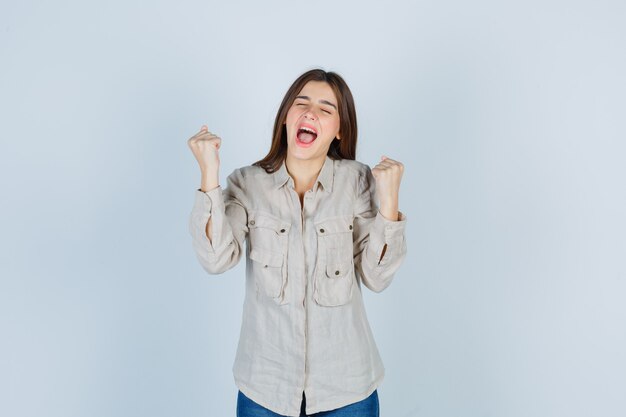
top-left (371, 155), bottom-right (404, 221)
top-left (188, 125), bottom-right (221, 191)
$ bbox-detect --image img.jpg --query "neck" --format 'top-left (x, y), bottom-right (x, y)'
top-left (285, 154), bottom-right (325, 192)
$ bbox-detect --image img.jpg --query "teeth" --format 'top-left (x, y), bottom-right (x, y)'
top-left (299, 126), bottom-right (317, 134)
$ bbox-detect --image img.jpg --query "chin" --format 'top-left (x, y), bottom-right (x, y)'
top-left (288, 146), bottom-right (314, 160)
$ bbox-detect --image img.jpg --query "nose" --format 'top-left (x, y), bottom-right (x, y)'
top-left (304, 110), bottom-right (317, 121)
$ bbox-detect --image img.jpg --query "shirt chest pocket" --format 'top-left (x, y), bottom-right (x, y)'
top-left (313, 215), bottom-right (355, 307)
top-left (247, 211), bottom-right (292, 304)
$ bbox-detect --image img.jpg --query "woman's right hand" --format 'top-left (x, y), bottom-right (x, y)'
top-left (188, 125), bottom-right (221, 190)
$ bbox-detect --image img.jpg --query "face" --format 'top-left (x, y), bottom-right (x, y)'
top-left (284, 80), bottom-right (341, 163)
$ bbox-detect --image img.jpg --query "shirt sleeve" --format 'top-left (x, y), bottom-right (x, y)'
top-left (188, 168), bottom-right (249, 275)
top-left (352, 165), bottom-right (408, 293)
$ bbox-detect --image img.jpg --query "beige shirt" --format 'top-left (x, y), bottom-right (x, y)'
top-left (188, 155), bottom-right (407, 416)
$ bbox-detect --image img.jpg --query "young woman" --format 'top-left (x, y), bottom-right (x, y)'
top-left (188, 68), bottom-right (407, 417)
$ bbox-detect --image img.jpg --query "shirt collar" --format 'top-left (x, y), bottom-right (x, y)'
top-left (273, 155), bottom-right (334, 193)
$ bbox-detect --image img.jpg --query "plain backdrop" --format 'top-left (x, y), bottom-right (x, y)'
top-left (1, 1), bottom-right (625, 416)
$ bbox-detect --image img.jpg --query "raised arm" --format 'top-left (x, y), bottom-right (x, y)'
top-left (189, 169), bottom-right (248, 274)
top-left (352, 164), bottom-right (407, 292)
top-left (187, 125), bottom-right (248, 275)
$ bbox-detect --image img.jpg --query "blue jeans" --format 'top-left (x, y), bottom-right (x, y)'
top-left (236, 389), bottom-right (379, 417)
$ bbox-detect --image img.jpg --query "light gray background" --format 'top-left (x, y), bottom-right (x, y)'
top-left (1, 1), bottom-right (624, 416)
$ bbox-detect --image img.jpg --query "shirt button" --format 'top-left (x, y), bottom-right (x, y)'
top-left (250, 220), bottom-right (255, 226)
top-left (349, 225), bottom-right (353, 230)
top-left (335, 270), bottom-right (340, 275)
top-left (280, 228), bottom-right (286, 233)
top-left (320, 228), bottom-right (325, 233)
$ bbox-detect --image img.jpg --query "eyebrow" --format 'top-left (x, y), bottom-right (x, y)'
top-left (295, 95), bottom-right (337, 110)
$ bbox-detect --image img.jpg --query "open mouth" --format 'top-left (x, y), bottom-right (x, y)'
top-left (296, 126), bottom-right (318, 144)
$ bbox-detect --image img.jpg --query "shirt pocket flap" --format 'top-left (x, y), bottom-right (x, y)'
top-left (248, 211), bottom-right (291, 235)
top-left (325, 260), bottom-right (350, 278)
top-left (314, 216), bottom-right (354, 235)
top-left (249, 247), bottom-right (284, 268)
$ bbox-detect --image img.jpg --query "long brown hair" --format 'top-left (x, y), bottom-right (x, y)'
top-left (252, 68), bottom-right (358, 173)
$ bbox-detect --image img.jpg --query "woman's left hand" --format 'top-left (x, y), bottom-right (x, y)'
top-left (371, 155), bottom-right (404, 221)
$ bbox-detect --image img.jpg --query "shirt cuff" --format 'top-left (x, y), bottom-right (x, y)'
top-left (190, 187), bottom-right (224, 252)
top-left (374, 209), bottom-right (407, 235)
top-left (194, 186), bottom-right (224, 214)
top-left (367, 209), bottom-right (407, 259)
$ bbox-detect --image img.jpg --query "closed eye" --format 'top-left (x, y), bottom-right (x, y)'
top-left (296, 103), bottom-right (332, 114)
